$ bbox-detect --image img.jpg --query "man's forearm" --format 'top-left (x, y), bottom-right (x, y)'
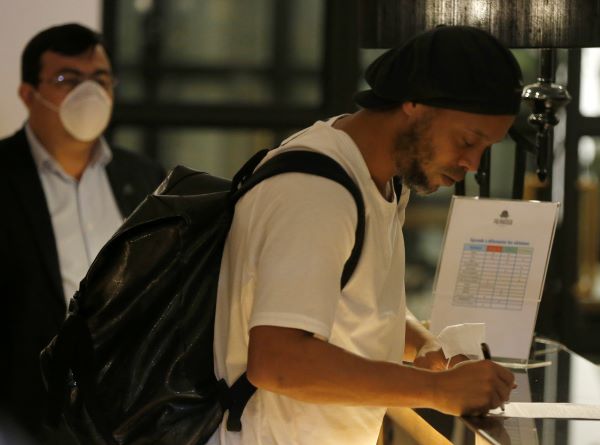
top-left (248, 325), bottom-right (436, 407)
top-left (247, 325), bottom-right (515, 416)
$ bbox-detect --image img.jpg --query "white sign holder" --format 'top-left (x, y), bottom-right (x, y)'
top-left (430, 196), bottom-right (559, 367)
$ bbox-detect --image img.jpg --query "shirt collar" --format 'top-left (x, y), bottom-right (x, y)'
top-left (91, 136), bottom-right (113, 167)
top-left (25, 123), bottom-right (113, 177)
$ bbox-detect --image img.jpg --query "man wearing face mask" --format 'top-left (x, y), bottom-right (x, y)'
top-left (0, 23), bottom-right (164, 443)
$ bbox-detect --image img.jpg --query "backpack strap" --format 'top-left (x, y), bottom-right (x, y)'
top-left (224, 150), bottom-right (366, 432)
top-left (393, 176), bottom-right (403, 202)
top-left (230, 148), bottom-right (270, 190)
top-left (223, 374), bottom-right (258, 432)
top-left (232, 150), bottom-right (365, 289)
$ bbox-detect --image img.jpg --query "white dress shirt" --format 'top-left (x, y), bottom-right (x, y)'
top-left (26, 123), bottom-right (124, 305)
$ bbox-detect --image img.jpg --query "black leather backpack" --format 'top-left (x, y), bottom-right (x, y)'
top-left (40, 149), bottom-right (366, 445)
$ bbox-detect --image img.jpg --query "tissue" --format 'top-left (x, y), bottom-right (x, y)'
top-left (437, 323), bottom-right (486, 359)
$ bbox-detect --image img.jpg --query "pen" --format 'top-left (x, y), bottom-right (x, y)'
top-left (481, 342), bottom-right (505, 412)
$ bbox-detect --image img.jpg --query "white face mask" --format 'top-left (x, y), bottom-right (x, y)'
top-left (35, 80), bottom-right (113, 142)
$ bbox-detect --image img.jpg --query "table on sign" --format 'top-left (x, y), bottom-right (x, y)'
top-left (452, 243), bottom-right (533, 310)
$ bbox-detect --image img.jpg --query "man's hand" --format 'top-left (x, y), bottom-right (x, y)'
top-left (431, 360), bottom-right (515, 416)
top-left (448, 354), bottom-right (470, 368)
top-left (414, 348), bottom-right (447, 371)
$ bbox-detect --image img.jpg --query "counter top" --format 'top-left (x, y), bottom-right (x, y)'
top-left (386, 338), bottom-right (600, 444)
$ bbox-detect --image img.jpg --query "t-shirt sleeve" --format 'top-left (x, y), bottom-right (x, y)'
top-left (246, 172), bottom-right (358, 339)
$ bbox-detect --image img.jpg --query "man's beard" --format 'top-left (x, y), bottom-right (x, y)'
top-left (393, 116), bottom-right (437, 195)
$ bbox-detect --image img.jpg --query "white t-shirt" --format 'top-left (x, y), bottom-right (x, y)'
top-left (209, 116), bottom-right (410, 445)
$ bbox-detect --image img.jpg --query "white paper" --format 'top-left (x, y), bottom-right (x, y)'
top-left (437, 323), bottom-right (485, 359)
top-left (430, 197), bottom-right (559, 360)
top-left (488, 403), bottom-right (600, 420)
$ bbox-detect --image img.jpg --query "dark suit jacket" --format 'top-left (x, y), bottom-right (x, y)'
top-left (0, 128), bottom-right (164, 442)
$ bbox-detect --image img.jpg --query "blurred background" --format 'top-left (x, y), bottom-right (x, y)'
top-left (2, 0), bottom-right (600, 361)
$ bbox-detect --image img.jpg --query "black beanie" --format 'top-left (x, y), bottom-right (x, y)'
top-left (355, 26), bottom-right (523, 115)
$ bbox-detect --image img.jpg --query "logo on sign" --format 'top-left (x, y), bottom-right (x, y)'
top-left (494, 210), bottom-right (513, 225)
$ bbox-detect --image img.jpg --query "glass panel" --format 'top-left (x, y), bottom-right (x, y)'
top-left (512, 49), bottom-right (541, 85)
top-left (155, 74), bottom-right (319, 106)
top-left (110, 126), bottom-right (146, 156)
top-left (157, 77), bottom-right (272, 105)
top-left (359, 49), bottom-right (386, 67)
top-left (112, 0), bottom-right (325, 107)
top-left (114, 72), bottom-right (145, 102)
top-left (490, 139), bottom-right (516, 199)
top-left (160, 0), bottom-right (273, 66)
top-left (580, 48), bottom-right (600, 117)
top-left (579, 135), bottom-right (599, 177)
top-left (286, 78), bottom-right (321, 106)
top-left (113, 0), bottom-right (147, 65)
top-left (575, 136), bottom-right (600, 301)
top-left (357, 49), bottom-right (386, 91)
top-left (157, 128), bottom-right (278, 179)
top-left (288, 0), bottom-right (324, 69)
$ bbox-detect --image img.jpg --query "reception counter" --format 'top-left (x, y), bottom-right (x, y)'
top-left (384, 338), bottom-right (600, 444)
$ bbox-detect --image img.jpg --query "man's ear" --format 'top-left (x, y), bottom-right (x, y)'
top-left (401, 101), bottom-right (418, 117)
top-left (18, 83), bottom-right (35, 110)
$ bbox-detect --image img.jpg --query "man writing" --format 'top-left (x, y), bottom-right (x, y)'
top-left (0, 24), bottom-right (163, 443)
top-left (209, 26), bottom-right (522, 444)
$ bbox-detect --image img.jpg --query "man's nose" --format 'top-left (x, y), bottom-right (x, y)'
top-left (458, 146), bottom-right (490, 172)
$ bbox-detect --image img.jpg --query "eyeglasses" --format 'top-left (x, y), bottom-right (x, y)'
top-left (39, 72), bottom-right (118, 91)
